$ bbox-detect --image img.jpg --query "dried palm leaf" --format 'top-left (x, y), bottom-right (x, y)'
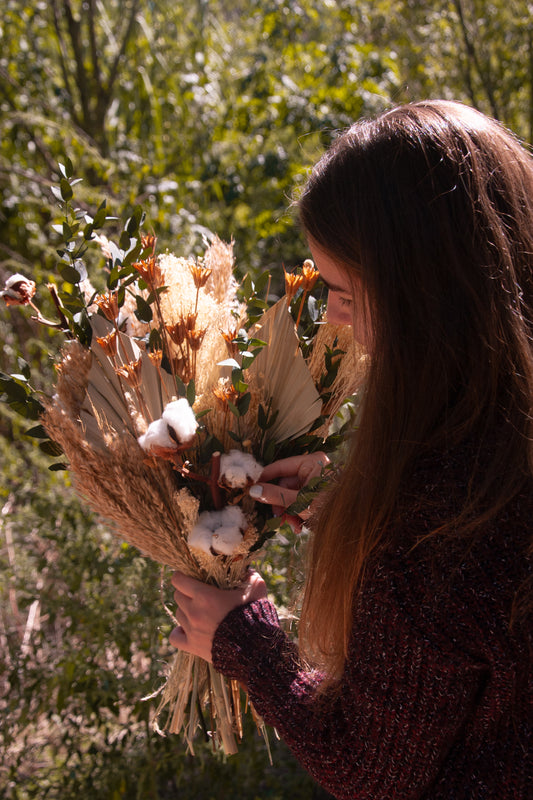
top-left (246, 299), bottom-right (323, 442)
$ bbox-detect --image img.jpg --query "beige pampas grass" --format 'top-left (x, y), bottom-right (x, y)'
top-left (158, 250), bottom-right (244, 396)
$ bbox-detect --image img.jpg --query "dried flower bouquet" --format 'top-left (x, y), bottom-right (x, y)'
top-left (0, 167), bottom-right (367, 755)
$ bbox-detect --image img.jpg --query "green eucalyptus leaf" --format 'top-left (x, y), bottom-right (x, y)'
top-left (134, 295), bottom-right (153, 323)
top-left (186, 380), bottom-right (196, 407)
top-left (93, 201), bottom-right (107, 228)
top-left (240, 351), bottom-right (256, 369)
top-left (237, 392), bottom-right (251, 416)
top-left (60, 265), bottom-right (82, 284)
top-left (119, 231), bottom-right (132, 250)
top-left (148, 328), bottom-right (162, 351)
top-left (60, 178), bottom-right (73, 202)
top-left (227, 400), bottom-right (240, 417)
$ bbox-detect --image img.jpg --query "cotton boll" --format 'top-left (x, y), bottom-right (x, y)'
top-left (187, 506), bottom-right (247, 556)
top-left (162, 398), bottom-right (198, 443)
top-left (211, 525), bottom-right (243, 555)
top-left (188, 523), bottom-right (214, 554)
top-left (138, 418), bottom-right (176, 451)
top-left (218, 504), bottom-right (247, 530)
top-left (219, 450), bottom-right (263, 488)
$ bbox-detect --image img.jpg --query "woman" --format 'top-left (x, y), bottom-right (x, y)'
top-left (170, 101), bottom-right (533, 799)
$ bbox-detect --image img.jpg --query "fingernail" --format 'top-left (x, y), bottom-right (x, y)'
top-left (248, 484), bottom-right (263, 499)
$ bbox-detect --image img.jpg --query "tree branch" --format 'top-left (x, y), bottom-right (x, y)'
top-left (452, 0), bottom-right (500, 118)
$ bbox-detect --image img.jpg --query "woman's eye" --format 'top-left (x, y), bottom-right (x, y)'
top-left (339, 296), bottom-right (352, 307)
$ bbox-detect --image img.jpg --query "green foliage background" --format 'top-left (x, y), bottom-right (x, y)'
top-left (1, 1), bottom-right (532, 797)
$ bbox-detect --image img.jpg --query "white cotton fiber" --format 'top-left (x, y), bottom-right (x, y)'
top-left (188, 505), bottom-right (247, 555)
top-left (162, 398), bottom-right (198, 443)
top-left (138, 418), bottom-right (176, 451)
top-left (219, 450), bottom-right (263, 488)
top-left (188, 524), bottom-right (214, 554)
top-left (211, 526), bottom-right (244, 555)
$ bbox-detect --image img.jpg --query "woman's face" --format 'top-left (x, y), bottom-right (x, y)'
top-left (308, 241), bottom-right (371, 350)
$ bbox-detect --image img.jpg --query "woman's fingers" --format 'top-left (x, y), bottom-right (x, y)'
top-left (168, 625), bottom-right (187, 649)
top-left (248, 451), bottom-right (331, 518)
top-left (169, 570), bottom-right (269, 661)
top-left (248, 481), bottom-right (299, 509)
top-left (258, 452), bottom-right (330, 483)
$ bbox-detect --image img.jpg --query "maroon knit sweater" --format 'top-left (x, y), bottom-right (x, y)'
top-left (212, 448), bottom-right (533, 799)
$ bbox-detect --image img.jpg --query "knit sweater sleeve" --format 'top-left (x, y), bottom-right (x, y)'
top-left (212, 579), bottom-right (483, 800)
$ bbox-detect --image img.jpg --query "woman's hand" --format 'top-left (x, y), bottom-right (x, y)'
top-left (169, 570), bottom-right (268, 662)
top-left (248, 451), bottom-right (330, 525)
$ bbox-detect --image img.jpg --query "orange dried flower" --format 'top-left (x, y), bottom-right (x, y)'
top-left (171, 355), bottom-right (192, 383)
top-left (184, 312), bottom-right (198, 331)
top-left (133, 255), bottom-right (162, 286)
top-left (213, 382), bottom-right (239, 408)
top-left (221, 328), bottom-right (240, 358)
top-left (141, 234), bottom-right (157, 251)
top-left (166, 321), bottom-right (187, 347)
top-left (96, 330), bottom-right (119, 357)
top-left (148, 349), bottom-right (163, 367)
top-left (186, 327), bottom-right (207, 351)
top-left (94, 291), bottom-right (119, 322)
top-left (302, 259), bottom-right (320, 292)
top-left (115, 357), bottom-right (143, 389)
top-left (189, 260), bottom-right (212, 289)
top-left (283, 268), bottom-right (305, 302)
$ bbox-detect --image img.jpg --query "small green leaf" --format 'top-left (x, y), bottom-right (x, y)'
top-left (39, 440), bottom-right (64, 457)
top-left (231, 367), bottom-right (247, 393)
top-left (228, 400), bottom-right (240, 417)
top-left (83, 222), bottom-right (94, 240)
top-left (60, 178), bottom-right (73, 202)
top-left (119, 231), bottom-right (132, 250)
top-left (254, 270), bottom-right (271, 294)
top-left (122, 240), bottom-right (142, 267)
top-left (0, 375), bottom-right (28, 402)
top-left (17, 358), bottom-right (31, 380)
top-left (60, 265), bottom-right (82, 284)
top-left (58, 158), bottom-right (74, 179)
top-left (25, 424), bottom-right (49, 439)
top-left (240, 351), bottom-right (256, 370)
top-left (126, 206), bottom-right (144, 235)
top-left (134, 295), bottom-right (153, 323)
top-left (49, 462), bottom-right (68, 471)
top-left (148, 328), bottom-right (162, 351)
top-left (237, 392), bottom-right (251, 416)
top-left (93, 201), bottom-right (107, 228)
top-left (186, 380), bottom-right (196, 407)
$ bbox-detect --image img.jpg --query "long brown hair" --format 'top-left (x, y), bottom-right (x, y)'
top-left (298, 100), bottom-right (533, 678)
